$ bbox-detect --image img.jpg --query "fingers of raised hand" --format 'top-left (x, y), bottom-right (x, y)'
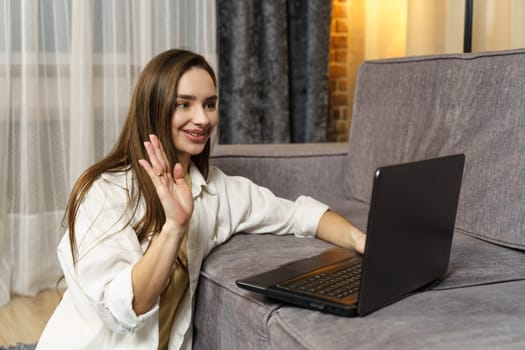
top-left (138, 158), bottom-right (161, 186)
top-left (143, 134), bottom-right (170, 177)
top-left (138, 158), bottom-right (193, 225)
top-left (149, 134), bottom-right (170, 171)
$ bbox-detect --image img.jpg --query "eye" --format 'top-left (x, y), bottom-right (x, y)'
top-left (204, 101), bottom-right (217, 110)
top-left (176, 101), bottom-right (190, 109)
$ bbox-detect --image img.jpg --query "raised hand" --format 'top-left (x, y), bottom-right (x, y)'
top-left (138, 134), bottom-right (194, 232)
top-left (132, 135), bottom-right (194, 315)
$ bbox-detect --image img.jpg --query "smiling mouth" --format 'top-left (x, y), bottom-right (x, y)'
top-left (183, 129), bottom-right (209, 141)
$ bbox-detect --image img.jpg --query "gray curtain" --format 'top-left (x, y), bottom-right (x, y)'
top-left (217, 0), bottom-right (333, 144)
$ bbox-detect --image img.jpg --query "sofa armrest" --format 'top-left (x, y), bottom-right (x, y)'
top-left (210, 143), bottom-right (348, 203)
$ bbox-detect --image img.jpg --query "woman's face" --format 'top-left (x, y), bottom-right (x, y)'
top-left (171, 67), bottom-right (218, 168)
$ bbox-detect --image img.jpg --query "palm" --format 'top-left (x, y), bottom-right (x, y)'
top-left (138, 135), bottom-right (194, 228)
top-left (155, 163), bottom-right (193, 226)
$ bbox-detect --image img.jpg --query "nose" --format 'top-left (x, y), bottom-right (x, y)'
top-left (193, 105), bottom-right (211, 127)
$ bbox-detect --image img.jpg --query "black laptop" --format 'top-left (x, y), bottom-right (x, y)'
top-left (236, 154), bottom-right (465, 317)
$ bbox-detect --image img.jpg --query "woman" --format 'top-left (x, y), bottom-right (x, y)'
top-left (37, 49), bottom-right (365, 349)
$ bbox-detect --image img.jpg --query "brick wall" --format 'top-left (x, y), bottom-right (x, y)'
top-left (329, 0), bottom-right (364, 142)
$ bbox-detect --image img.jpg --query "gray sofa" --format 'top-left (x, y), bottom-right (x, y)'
top-left (194, 49), bottom-right (525, 349)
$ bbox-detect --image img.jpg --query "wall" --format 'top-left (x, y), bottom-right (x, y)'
top-left (329, 0), bottom-right (364, 142)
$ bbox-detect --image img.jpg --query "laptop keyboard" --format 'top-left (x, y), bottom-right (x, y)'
top-left (279, 261), bottom-right (362, 299)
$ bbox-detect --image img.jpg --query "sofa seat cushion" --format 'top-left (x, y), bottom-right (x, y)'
top-left (439, 231), bottom-right (525, 290)
top-left (195, 231), bottom-right (525, 349)
top-left (268, 280), bottom-right (525, 350)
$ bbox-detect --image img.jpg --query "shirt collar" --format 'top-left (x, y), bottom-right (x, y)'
top-left (188, 162), bottom-right (216, 197)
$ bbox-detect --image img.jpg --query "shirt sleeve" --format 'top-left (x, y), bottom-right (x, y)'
top-left (58, 175), bottom-right (157, 335)
top-left (210, 166), bottom-right (329, 239)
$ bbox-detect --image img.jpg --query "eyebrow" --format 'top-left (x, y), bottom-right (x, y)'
top-left (176, 94), bottom-right (218, 101)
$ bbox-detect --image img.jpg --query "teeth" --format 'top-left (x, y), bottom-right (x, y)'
top-left (186, 131), bottom-right (206, 137)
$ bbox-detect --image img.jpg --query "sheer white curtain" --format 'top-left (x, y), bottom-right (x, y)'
top-left (0, 0), bottom-right (217, 307)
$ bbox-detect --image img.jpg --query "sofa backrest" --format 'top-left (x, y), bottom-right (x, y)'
top-left (344, 49), bottom-right (525, 250)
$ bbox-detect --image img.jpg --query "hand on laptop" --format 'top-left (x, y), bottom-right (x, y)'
top-left (316, 210), bottom-right (366, 254)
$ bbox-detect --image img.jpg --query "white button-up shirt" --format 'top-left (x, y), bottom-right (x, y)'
top-left (37, 163), bottom-right (328, 350)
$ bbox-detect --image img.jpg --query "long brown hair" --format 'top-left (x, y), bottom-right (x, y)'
top-left (66, 49), bottom-right (217, 264)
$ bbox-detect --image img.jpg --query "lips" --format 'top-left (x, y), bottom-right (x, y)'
top-left (182, 129), bottom-right (209, 142)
